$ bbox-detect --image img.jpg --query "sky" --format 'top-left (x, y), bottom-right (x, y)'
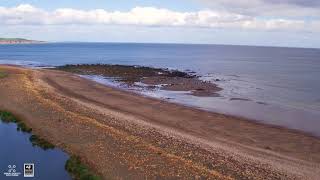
top-left (0, 0), bottom-right (319, 48)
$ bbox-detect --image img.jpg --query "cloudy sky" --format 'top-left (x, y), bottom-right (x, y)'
top-left (0, 0), bottom-right (319, 48)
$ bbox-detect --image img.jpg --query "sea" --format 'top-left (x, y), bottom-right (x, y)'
top-left (0, 43), bottom-right (319, 136)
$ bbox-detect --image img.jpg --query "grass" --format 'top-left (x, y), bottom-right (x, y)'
top-left (0, 71), bottom-right (7, 79)
top-left (65, 156), bottom-right (101, 180)
top-left (29, 135), bottom-right (55, 150)
top-left (0, 111), bottom-right (32, 133)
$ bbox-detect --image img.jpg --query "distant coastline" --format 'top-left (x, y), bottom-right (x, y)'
top-left (0, 38), bottom-right (44, 44)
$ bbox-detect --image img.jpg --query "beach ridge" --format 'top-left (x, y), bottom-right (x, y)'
top-left (0, 65), bottom-right (319, 179)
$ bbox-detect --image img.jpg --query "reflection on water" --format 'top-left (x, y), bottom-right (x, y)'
top-left (0, 120), bottom-right (71, 180)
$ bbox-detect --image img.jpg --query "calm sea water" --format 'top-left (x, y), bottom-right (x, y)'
top-left (0, 43), bottom-right (320, 136)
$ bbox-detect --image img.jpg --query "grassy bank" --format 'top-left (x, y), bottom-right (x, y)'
top-left (0, 110), bottom-right (101, 180)
top-left (65, 156), bottom-right (101, 180)
top-left (0, 111), bottom-right (32, 133)
top-left (0, 111), bottom-right (54, 149)
top-left (0, 70), bottom-right (7, 78)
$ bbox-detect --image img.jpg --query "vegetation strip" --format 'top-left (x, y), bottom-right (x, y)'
top-left (0, 111), bottom-right (32, 133)
top-left (0, 111), bottom-right (101, 180)
top-left (65, 156), bottom-right (101, 180)
top-left (0, 38), bottom-right (43, 44)
top-left (0, 70), bottom-right (7, 78)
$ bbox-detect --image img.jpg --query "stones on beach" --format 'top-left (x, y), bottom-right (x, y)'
top-left (256, 101), bottom-right (268, 105)
top-left (56, 64), bottom-right (222, 97)
top-left (229, 98), bottom-right (251, 101)
top-left (264, 146), bottom-right (273, 150)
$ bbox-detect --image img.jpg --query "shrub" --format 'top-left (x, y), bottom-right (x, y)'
top-left (65, 156), bottom-right (101, 180)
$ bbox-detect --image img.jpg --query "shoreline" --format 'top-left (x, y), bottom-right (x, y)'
top-left (0, 38), bottom-right (45, 45)
top-left (1, 65), bottom-right (320, 179)
top-left (0, 110), bottom-right (101, 180)
top-left (55, 64), bottom-right (222, 97)
top-left (81, 73), bottom-right (319, 140)
top-left (55, 64), bottom-right (320, 137)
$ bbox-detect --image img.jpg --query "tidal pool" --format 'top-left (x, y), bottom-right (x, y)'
top-left (0, 119), bottom-right (71, 180)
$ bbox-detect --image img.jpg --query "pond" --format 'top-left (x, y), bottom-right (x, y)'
top-left (0, 119), bottom-right (71, 180)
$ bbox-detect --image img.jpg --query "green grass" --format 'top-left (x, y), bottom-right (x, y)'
top-left (0, 71), bottom-right (7, 78)
top-left (65, 156), bottom-right (101, 180)
top-left (29, 135), bottom-right (55, 150)
top-left (0, 38), bottom-right (28, 41)
top-left (0, 111), bottom-right (32, 133)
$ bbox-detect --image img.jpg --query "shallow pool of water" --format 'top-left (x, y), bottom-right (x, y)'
top-left (0, 120), bottom-right (71, 180)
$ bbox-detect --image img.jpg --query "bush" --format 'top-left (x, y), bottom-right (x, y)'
top-left (29, 135), bottom-right (55, 150)
top-left (65, 156), bottom-right (101, 180)
top-left (0, 111), bottom-right (32, 133)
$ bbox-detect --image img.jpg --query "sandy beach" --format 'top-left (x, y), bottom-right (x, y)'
top-left (0, 65), bottom-right (320, 179)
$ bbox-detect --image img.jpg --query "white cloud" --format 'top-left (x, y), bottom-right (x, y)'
top-left (0, 4), bottom-right (318, 32)
top-left (198, 0), bottom-right (320, 17)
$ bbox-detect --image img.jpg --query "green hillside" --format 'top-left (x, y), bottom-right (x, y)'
top-left (0, 38), bottom-right (43, 44)
top-left (0, 38), bottom-right (30, 41)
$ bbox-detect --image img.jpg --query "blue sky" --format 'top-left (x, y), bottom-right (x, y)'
top-left (0, 0), bottom-right (319, 48)
top-left (0, 0), bottom-right (203, 11)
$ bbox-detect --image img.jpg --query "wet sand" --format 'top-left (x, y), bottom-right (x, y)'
top-left (56, 64), bottom-right (221, 97)
top-left (0, 65), bottom-right (320, 179)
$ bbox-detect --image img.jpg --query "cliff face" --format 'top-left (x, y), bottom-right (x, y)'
top-left (0, 38), bottom-right (43, 44)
